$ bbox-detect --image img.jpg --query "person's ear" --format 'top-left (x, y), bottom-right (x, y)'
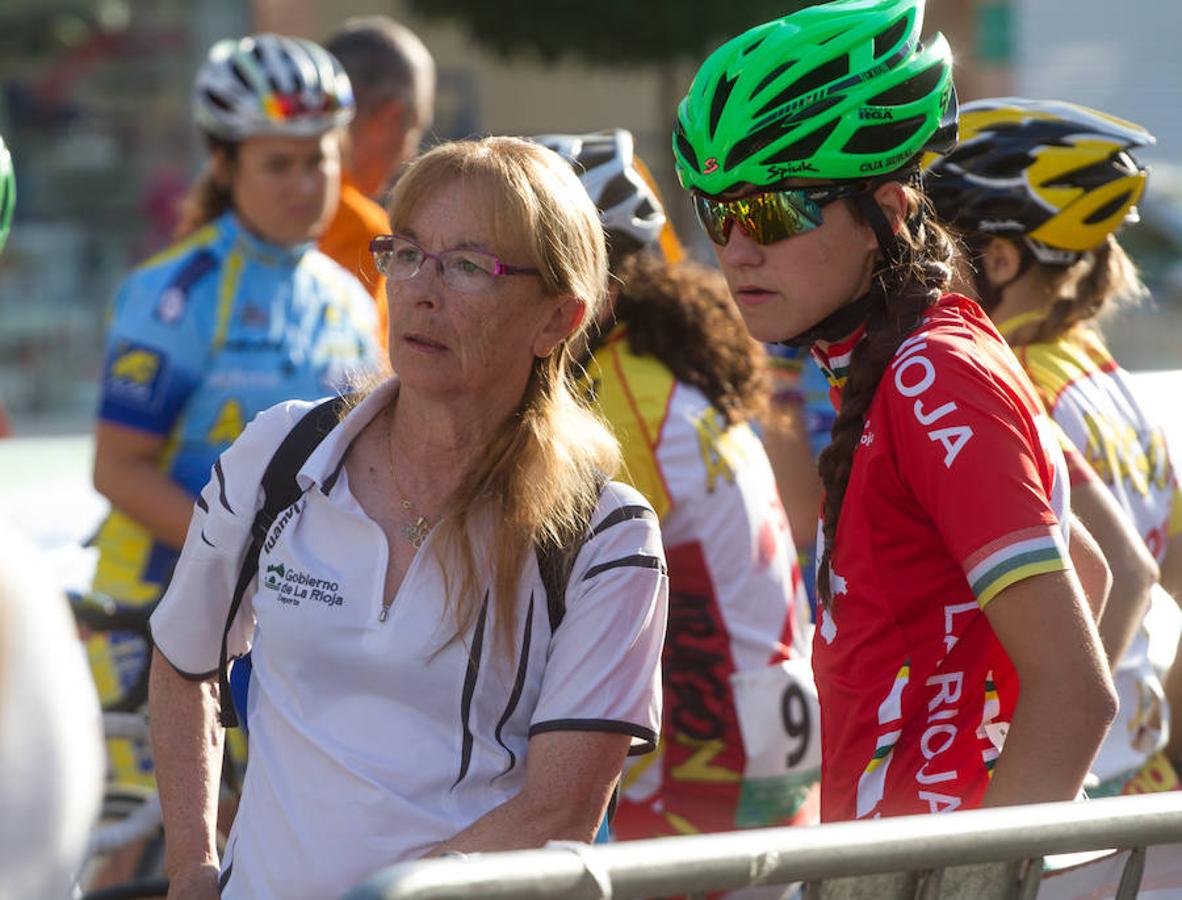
top-left (871, 181), bottom-right (909, 235)
top-left (209, 146), bottom-right (234, 189)
top-left (534, 296), bottom-right (586, 357)
top-left (980, 237), bottom-right (1023, 287)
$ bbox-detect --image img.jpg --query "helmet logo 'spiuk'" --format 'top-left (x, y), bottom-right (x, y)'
top-left (703, 158), bottom-right (719, 174)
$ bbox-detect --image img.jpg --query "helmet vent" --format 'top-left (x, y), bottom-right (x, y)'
top-left (229, 60), bottom-right (253, 92)
top-left (600, 173), bottom-right (636, 211)
top-left (752, 60), bottom-right (798, 99)
top-left (1084, 191), bottom-right (1134, 225)
top-left (742, 37), bottom-right (767, 56)
top-left (675, 127), bottom-right (700, 172)
top-left (710, 74), bottom-right (739, 140)
top-left (580, 145), bottom-right (616, 171)
top-left (754, 55), bottom-right (850, 120)
top-left (203, 89), bottom-right (234, 113)
top-left (874, 15), bottom-right (912, 59)
top-left (745, 118), bottom-right (839, 168)
top-left (842, 115), bottom-right (925, 153)
top-left (960, 143), bottom-right (1034, 179)
top-left (1046, 156), bottom-right (1137, 191)
top-left (868, 62), bottom-right (944, 108)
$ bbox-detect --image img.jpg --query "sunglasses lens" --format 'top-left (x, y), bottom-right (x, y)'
top-left (693, 194), bottom-right (732, 245)
top-left (693, 190), bottom-right (825, 246)
top-left (748, 191), bottom-right (822, 244)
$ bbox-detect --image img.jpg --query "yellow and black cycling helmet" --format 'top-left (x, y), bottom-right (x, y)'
top-left (925, 97), bottom-right (1154, 264)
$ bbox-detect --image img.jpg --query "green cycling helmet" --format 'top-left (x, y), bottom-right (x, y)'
top-left (0, 134), bottom-right (13, 254)
top-left (674, 0), bottom-right (958, 196)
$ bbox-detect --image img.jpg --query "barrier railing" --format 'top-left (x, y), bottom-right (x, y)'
top-left (342, 792), bottom-right (1182, 900)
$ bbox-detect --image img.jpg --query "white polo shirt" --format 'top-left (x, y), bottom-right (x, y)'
top-left (150, 381), bottom-right (668, 900)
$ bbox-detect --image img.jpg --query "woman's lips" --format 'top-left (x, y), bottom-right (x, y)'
top-left (734, 286), bottom-right (778, 307)
top-left (404, 332), bottom-right (448, 352)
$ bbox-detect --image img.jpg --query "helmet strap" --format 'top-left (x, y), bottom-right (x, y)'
top-left (778, 281), bottom-right (885, 349)
top-left (853, 191), bottom-right (903, 268)
top-left (777, 189), bottom-right (899, 349)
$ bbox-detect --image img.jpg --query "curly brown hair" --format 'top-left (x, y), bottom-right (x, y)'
top-left (815, 189), bottom-right (960, 608)
top-left (609, 251), bottom-right (767, 425)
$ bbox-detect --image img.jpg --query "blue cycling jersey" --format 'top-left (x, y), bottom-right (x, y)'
top-left (93, 211), bottom-right (381, 601)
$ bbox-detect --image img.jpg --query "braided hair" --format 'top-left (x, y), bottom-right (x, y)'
top-left (816, 188), bottom-right (960, 607)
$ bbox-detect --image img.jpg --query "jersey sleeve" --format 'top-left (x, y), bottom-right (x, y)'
top-left (97, 252), bottom-right (218, 436)
top-left (529, 483), bottom-right (668, 755)
top-left (890, 338), bottom-right (1071, 609)
top-left (149, 401), bottom-right (308, 677)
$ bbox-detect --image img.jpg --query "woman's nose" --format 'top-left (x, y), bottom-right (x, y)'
top-left (716, 224), bottom-right (764, 268)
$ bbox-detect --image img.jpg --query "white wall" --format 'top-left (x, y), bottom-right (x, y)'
top-left (1015, 0), bottom-right (1182, 165)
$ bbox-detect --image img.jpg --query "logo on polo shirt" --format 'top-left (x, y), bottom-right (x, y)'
top-left (262, 559), bottom-right (345, 607)
top-left (264, 563), bottom-right (286, 590)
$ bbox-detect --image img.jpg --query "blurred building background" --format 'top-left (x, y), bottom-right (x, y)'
top-left (0, 0), bottom-right (1179, 434)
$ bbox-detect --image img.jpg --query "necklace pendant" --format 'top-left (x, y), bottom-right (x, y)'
top-left (402, 515), bottom-right (428, 549)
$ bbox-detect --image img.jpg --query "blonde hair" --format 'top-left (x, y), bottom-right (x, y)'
top-left (1016, 236), bottom-right (1147, 346)
top-left (386, 136), bottom-right (621, 652)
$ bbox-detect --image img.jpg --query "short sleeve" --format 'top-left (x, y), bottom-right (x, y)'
top-left (149, 401), bottom-right (309, 677)
top-left (97, 255), bottom-right (217, 436)
top-left (890, 338), bottom-right (1071, 608)
top-left (529, 483), bottom-right (668, 756)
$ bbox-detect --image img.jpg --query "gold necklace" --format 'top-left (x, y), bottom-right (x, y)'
top-left (385, 407), bottom-right (431, 550)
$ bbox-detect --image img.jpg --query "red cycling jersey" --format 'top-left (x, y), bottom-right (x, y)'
top-left (810, 294), bottom-right (1073, 821)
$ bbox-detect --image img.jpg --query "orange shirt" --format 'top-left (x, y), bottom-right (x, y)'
top-left (320, 171), bottom-right (389, 344)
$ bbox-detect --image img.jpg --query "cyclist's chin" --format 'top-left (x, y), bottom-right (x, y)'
top-left (266, 208), bottom-right (327, 247)
top-left (731, 297), bottom-right (798, 344)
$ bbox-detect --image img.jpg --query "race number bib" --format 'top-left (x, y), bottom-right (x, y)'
top-left (731, 656), bottom-right (823, 780)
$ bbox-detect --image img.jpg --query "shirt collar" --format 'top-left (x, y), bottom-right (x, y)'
top-left (809, 323), bottom-right (867, 392)
top-left (995, 309), bottom-right (1049, 341)
top-left (298, 379), bottom-right (400, 495)
top-left (218, 210), bottom-right (316, 267)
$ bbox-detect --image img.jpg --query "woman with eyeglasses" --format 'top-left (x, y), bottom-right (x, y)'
top-left (148, 137), bottom-right (667, 899)
top-left (87, 33), bottom-right (381, 883)
top-left (674, 0), bottom-right (1116, 821)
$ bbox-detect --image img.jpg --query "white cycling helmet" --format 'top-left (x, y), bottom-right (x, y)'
top-left (533, 129), bottom-right (666, 253)
top-left (194, 33), bottom-right (355, 141)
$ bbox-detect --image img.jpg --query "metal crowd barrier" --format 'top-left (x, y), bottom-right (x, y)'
top-left (342, 792), bottom-right (1182, 900)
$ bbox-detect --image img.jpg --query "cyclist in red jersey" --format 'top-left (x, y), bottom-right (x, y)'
top-left (674, 0), bottom-right (1116, 821)
top-left (926, 98), bottom-right (1182, 793)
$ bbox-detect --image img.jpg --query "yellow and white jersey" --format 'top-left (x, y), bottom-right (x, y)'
top-left (1006, 316), bottom-right (1182, 782)
top-left (583, 325), bottom-right (817, 836)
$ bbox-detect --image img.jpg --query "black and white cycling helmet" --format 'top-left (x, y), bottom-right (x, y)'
top-left (533, 129), bottom-right (666, 254)
top-left (194, 33), bottom-right (355, 141)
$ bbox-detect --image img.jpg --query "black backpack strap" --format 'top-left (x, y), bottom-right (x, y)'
top-left (535, 472), bottom-right (609, 633)
top-left (217, 396), bottom-right (349, 727)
